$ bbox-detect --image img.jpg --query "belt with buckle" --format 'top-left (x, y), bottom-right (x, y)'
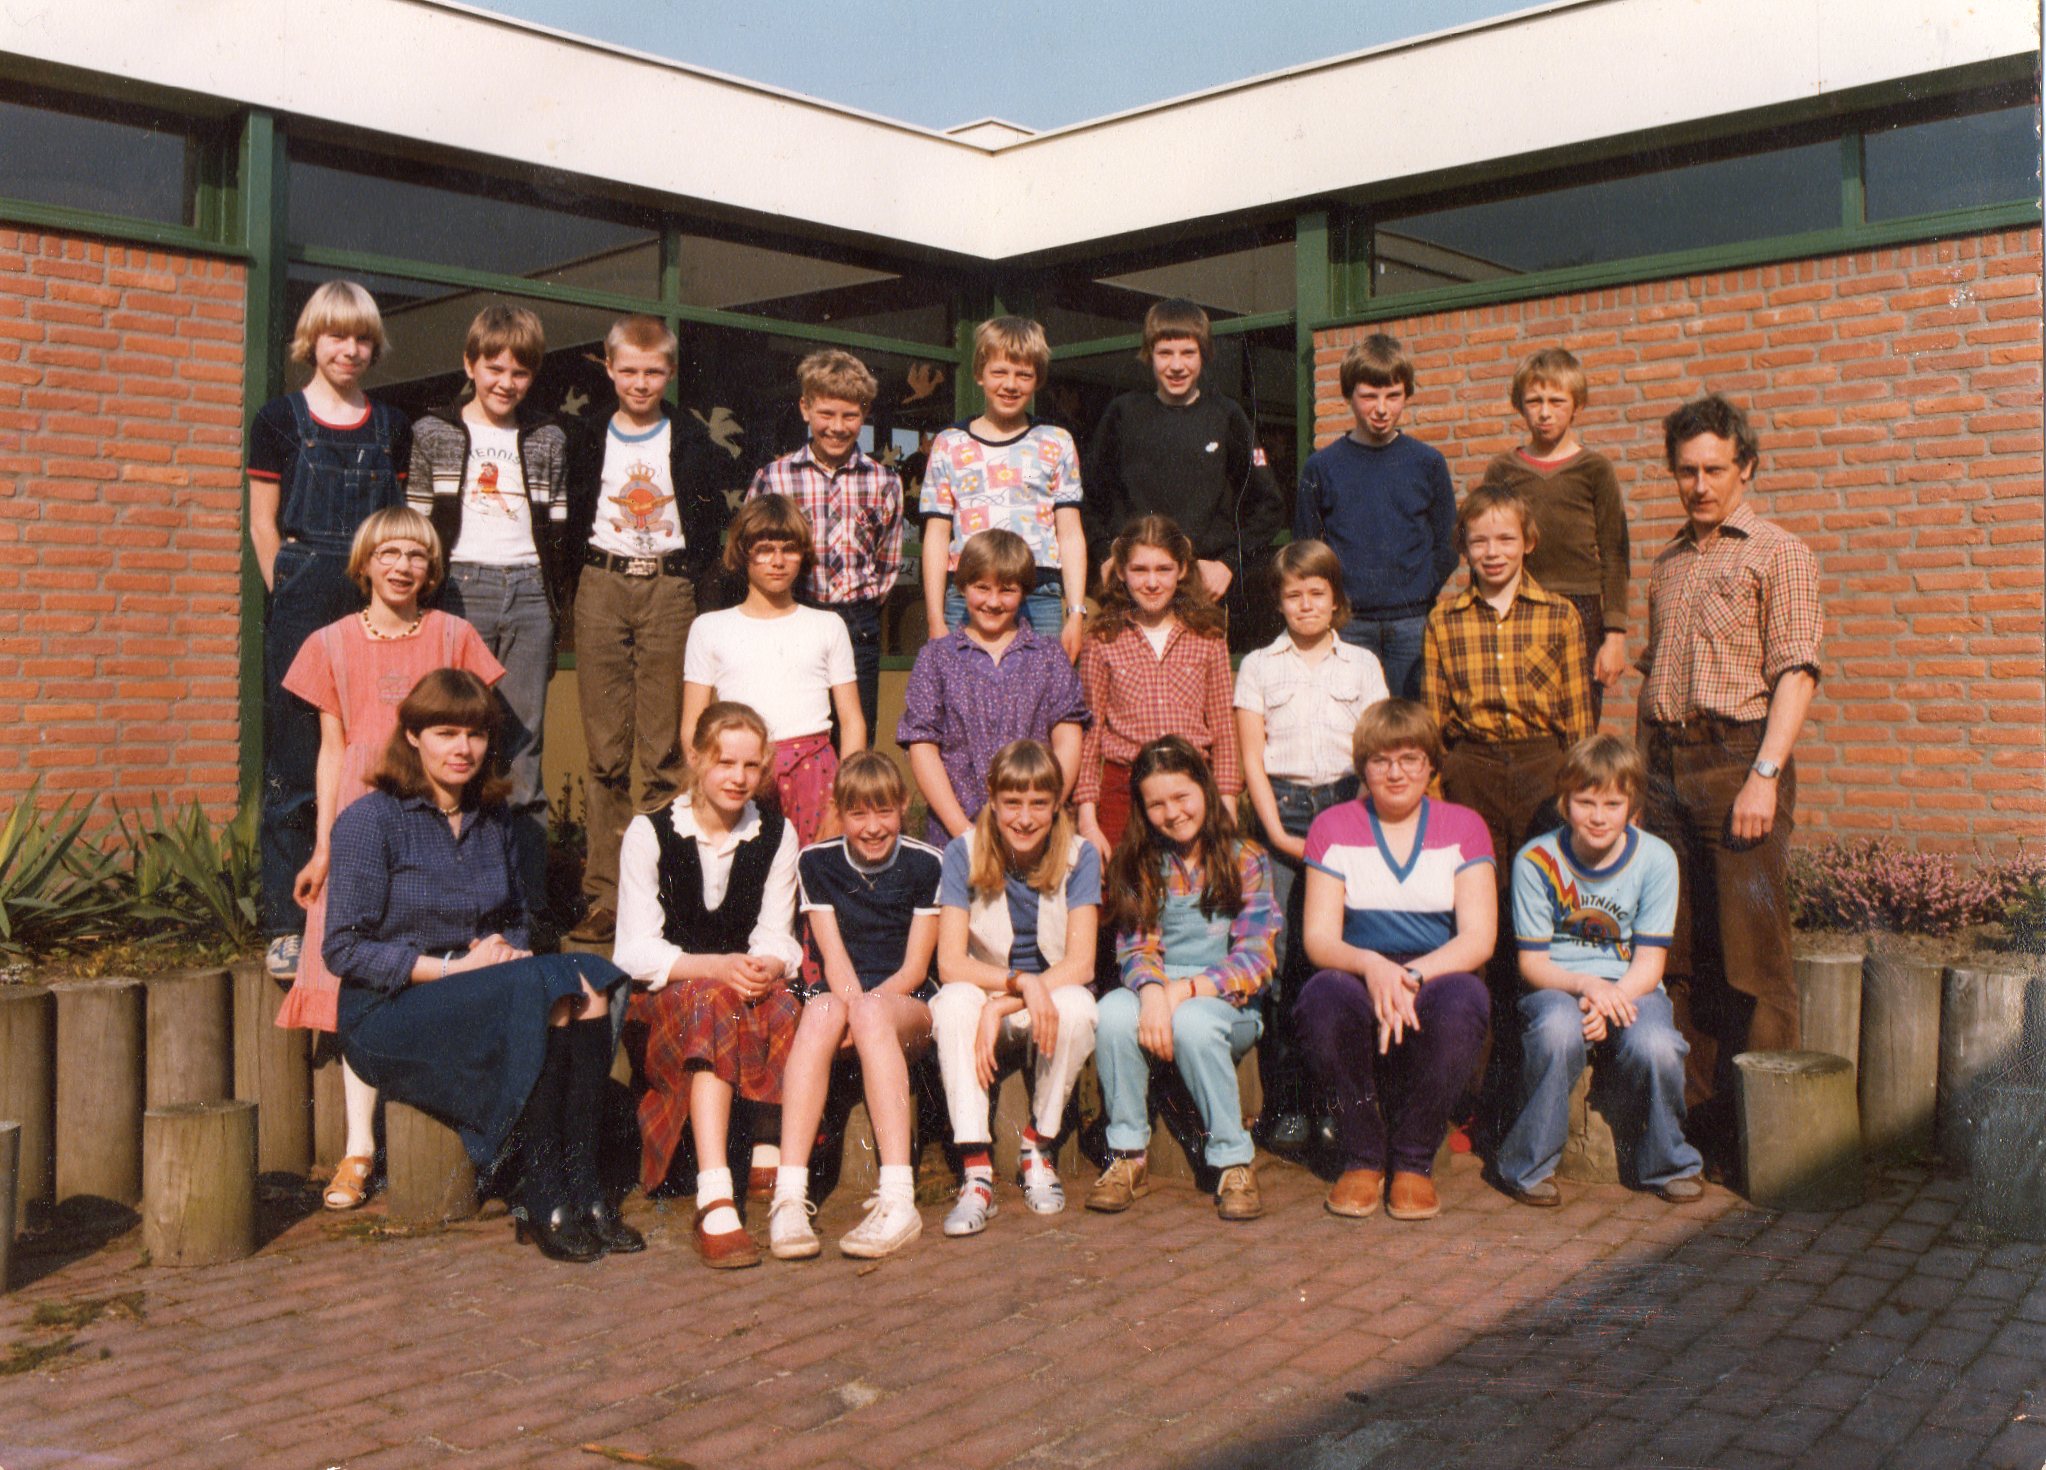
top-left (584, 547), bottom-right (690, 579)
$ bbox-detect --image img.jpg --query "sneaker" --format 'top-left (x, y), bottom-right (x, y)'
top-left (1216, 1164), bottom-right (1263, 1221)
top-left (1656, 1175), bottom-right (1705, 1203)
top-left (1084, 1156), bottom-right (1151, 1213)
top-left (567, 906), bottom-right (616, 944)
top-left (839, 1193), bottom-right (922, 1259)
top-left (942, 1176), bottom-right (997, 1237)
top-left (1017, 1148), bottom-right (1065, 1215)
top-left (767, 1194), bottom-right (819, 1260)
top-left (265, 933), bottom-right (301, 984)
top-left (1506, 1178), bottom-right (1562, 1208)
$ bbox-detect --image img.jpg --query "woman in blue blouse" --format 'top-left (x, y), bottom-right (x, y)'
top-left (323, 668), bottom-right (631, 1263)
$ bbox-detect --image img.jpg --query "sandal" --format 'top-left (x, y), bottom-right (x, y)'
top-left (323, 1154), bottom-right (376, 1211)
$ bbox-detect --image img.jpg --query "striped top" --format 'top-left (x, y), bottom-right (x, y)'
top-left (1304, 797), bottom-right (1494, 958)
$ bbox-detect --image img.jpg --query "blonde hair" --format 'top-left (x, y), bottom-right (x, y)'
top-left (1272, 539), bottom-right (1352, 628)
top-left (971, 316), bottom-right (1051, 379)
top-left (968, 740), bottom-right (1074, 899)
top-left (1510, 347), bottom-right (1588, 410)
top-left (954, 528), bottom-right (1035, 592)
top-left (834, 750), bottom-right (909, 813)
top-left (347, 506), bottom-right (443, 599)
top-left (604, 314), bottom-right (678, 366)
top-left (1555, 733), bottom-right (1647, 812)
top-left (1350, 698), bottom-right (1445, 778)
top-left (681, 701), bottom-right (776, 806)
top-left (797, 349), bottom-right (878, 408)
top-left (291, 280), bottom-right (385, 368)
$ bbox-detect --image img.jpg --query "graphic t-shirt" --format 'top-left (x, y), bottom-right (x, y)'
top-left (1512, 826), bottom-right (1678, 982)
top-left (919, 419), bottom-right (1082, 570)
top-left (797, 836), bottom-right (945, 995)
top-left (450, 422), bottom-right (537, 567)
top-left (1303, 797), bottom-right (1494, 957)
top-left (587, 420), bottom-right (681, 558)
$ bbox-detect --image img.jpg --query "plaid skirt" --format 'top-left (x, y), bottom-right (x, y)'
top-left (626, 977), bottom-right (800, 1194)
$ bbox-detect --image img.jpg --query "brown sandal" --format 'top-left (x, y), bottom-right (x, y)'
top-left (323, 1154), bottom-right (375, 1211)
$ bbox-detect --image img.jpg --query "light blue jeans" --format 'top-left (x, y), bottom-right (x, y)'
top-left (1096, 988), bottom-right (1262, 1169)
top-left (1494, 987), bottom-right (1703, 1192)
top-left (1339, 613), bottom-right (1427, 700)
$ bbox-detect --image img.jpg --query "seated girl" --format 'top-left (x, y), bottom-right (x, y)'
top-left (322, 669), bottom-right (631, 1264)
top-left (1296, 698), bottom-right (1496, 1223)
top-left (929, 739), bottom-right (1100, 1237)
top-left (768, 752), bottom-right (945, 1262)
top-left (614, 701), bottom-right (804, 1270)
top-left (1087, 737), bottom-right (1279, 1222)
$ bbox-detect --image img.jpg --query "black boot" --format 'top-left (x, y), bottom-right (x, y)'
top-left (567, 1016), bottom-right (643, 1254)
top-left (511, 1028), bottom-right (603, 1264)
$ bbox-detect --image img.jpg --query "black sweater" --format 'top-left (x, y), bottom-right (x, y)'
top-left (1082, 392), bottom-right (1285, 570)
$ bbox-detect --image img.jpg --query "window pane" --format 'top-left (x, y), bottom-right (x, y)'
top-left (0, 96), bottom-right (193, 224)
top-left (288, 157), bottom-right (659, 294)
top-left (1865, 103), bottom-right (2043, 220)
top-left (1375, 141), bottom-right (1842, 295)
top-left (675, 233), bottom-right (953, 346)
top-left (1094, 240), bottom-right (1296, 321)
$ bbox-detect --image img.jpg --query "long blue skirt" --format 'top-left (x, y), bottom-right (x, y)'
top-left (337, 952), bottom-right (628, 1169)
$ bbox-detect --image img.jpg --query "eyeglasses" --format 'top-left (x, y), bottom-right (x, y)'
top-left (749, 542), bottom-right (803, 562)
top-left (1364, 751), bottom-right (1430, 775)
top-left (372, 547), bottom-right (433, 568)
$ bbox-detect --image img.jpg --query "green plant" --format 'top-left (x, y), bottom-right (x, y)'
top-left (0, 778), bottom-right (129, 959)
top-left (119, 791), bottom-right (262, 951)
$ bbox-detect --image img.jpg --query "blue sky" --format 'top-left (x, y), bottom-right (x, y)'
top-left (478, 0), bottom-right (1534, 131)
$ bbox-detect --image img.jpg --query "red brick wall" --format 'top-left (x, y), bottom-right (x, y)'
top-left (1314, 228), bottom-right (2045, 853)
top-left (0, 229), bottom-right (246, 820)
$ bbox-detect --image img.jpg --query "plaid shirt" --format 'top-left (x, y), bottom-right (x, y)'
top-left (1640, 503), bottom-right (1823, 724)
top-left (1423, 572), bottom-right (1594, 745)
top-left (1115, 843), bottom-right (1280, 1006)
top-left (1076, 623), bottom-right (1241, 804)
top-left (746, 443), bottom-right (904, 605)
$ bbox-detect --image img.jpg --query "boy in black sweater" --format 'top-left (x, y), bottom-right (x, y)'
top-left (1084, 299), bottom-right (1285, 647)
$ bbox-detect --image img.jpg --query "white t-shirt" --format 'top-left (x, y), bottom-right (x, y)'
top-left (1140, 619), bottom-right (1174, 658)
top-left (587, 420), bottom-right (683, 559)
top-left (450, 422), bottom-right (537, 567)
top-left (682, 604), bottom-right (856, 740)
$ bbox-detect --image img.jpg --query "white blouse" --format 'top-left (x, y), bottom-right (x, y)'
top-left (612, 796), bottom-right (804, 990)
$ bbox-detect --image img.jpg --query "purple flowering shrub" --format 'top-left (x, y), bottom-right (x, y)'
top-left (1789, 838), bottom-right (2007, 937)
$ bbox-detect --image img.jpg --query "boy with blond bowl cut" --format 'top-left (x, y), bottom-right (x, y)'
top-left (746, 349), bottom-right (903, 738)
top-left (920, 316), bottom-right (1088, 659)
top-left (408, 304), bottom-right (569, 910)
top-left (564, 315), bottom-right (732, 943)
top-left (1478, 348), bottom-right (1631, 722)
top-left (1294, 333), bottom-right (1457, 698)
top-left (1495, 734), bottom-right (1702, 1207)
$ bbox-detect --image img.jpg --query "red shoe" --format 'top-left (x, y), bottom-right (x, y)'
top-left (693, 1201), bottom-right (761, 1269)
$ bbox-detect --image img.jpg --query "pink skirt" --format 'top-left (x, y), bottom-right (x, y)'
top-left (770, 731), bottom-right (838, 847)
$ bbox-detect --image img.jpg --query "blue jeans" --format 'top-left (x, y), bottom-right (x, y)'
top-left (1096, 988), bottom-right (1262, 1168)
top-left (813, 597), bottom-right (881, 741)
top-left (1258, 776), bottom-right (1358, 1114)
top-left (441, 564), bottom-right (555, 911)
top-left (1340, 613), bottom-right (1427, 699)
top-left (944, 571), bottom-right (1065, 643)
top-left (1494, 987), bottom-right (1703, 1192)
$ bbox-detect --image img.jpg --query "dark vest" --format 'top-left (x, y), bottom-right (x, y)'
top-left (650, 805), bottom-right (787, 954)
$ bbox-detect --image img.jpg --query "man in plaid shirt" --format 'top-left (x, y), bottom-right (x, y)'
top-left (1638, 392), bottom-right (1821, 1168)
top-left (745, 349), bottom-right (903, 738)
top-left (1423, 481), bottom-right (1595, 1130)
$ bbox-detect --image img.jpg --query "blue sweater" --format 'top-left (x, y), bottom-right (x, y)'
top-left (1294, 433), bottom-right (1459, 618)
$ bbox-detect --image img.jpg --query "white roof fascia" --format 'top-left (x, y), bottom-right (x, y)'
top-left (0, 0), bottom-right (2034, 261)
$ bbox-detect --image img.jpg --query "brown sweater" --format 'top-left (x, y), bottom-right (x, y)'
top-left (1478, 448), bottom-right (1629, 629)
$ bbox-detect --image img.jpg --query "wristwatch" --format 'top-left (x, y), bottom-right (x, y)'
top-left (1751, 758), bottom-right (1782, 779)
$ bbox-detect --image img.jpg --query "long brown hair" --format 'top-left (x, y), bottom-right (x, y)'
top-left (967, 739), bottom-right (1075, 899)
top-left (1088, 515), bottom-right (1227, 643)
top-left (1104, 737), bottom-right (1245, 937)
top-left (371, 669), bottom-right (509, 809)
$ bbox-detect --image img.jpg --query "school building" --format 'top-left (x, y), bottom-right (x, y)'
top-left (1, 0), bottom-right (2039, 850)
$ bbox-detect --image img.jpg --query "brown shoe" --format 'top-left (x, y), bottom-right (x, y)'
top-left (1325, 1168), bottom-right (1383, 1218)
top-left (1084, 1156), bottom-right (1151, 1213)
top-left (693, 1201), bottom-right (761, 1269)
top-left (746, 1166), bottom-right (776, 1203)
top-left (1387, 1171), bottom-right (1441, 1221)
top-left (1215, 1164), bottom-right (1263, 1221)
top-left (567, 906), bottom-right (616, 943)
top-left (1506, 1178), bottom-right (1562, 1208)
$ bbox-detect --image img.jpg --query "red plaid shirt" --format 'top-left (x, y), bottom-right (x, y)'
top-left (746, 443), bottom-right (904, 605)
top-left (1076, 622), bottom-right (1241, 804)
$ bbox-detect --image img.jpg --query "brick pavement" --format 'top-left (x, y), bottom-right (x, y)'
top-left (1, 1153), bottom-right (2041, 1470)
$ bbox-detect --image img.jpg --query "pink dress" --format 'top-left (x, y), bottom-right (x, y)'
top-left (275, 610), bottom-right (505, 1031)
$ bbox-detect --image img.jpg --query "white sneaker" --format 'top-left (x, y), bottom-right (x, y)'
top-left (942, 1176), bottom-right (997, 1237)
top-left (265, 934), bottom-right (301, 983)
top-left (839, 1193), bottom-right (923, 1259)
top-left (767, 1194), bottom-right (819, 1260)
top-left (1018, 1149), bottom-right (1065, 1215)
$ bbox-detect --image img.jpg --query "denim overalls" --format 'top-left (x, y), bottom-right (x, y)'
top-left (259, 393), bottom-right (404, 936)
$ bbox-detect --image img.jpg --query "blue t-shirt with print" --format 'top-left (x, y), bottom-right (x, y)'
top-left (1512, 826), bottom-right (1678, 983)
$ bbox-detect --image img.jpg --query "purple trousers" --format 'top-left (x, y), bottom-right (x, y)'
top-left (1296, 967), bottom-right (1490, 1176)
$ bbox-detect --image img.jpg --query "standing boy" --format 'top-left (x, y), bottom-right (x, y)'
top-left (1478, 348), bottom-right (1630, 722)
top-left (1084, 298), bottom-right (1285, 645)
top-left (1294, 334), bottom-right (1458, 697)
top-left (408, 304), bottom-right (568, 912)
top-left (745, 349), bottom-right (903, 739)
top-left (564, 315), bottom-right (731, 943)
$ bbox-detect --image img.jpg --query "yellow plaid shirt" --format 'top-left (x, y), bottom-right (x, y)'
top-left (1422, 571), bottom-right (1594, 744)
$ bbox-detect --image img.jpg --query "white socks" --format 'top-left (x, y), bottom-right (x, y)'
top-left (696, 1167), bottom-right (741, 1235)
top-left (342, 1060), bottom-right (377, 1159)
top-left (878, 1164), bottom-right (914, 1205)
top-left (774, 1164), bottom-right (808, 1202)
